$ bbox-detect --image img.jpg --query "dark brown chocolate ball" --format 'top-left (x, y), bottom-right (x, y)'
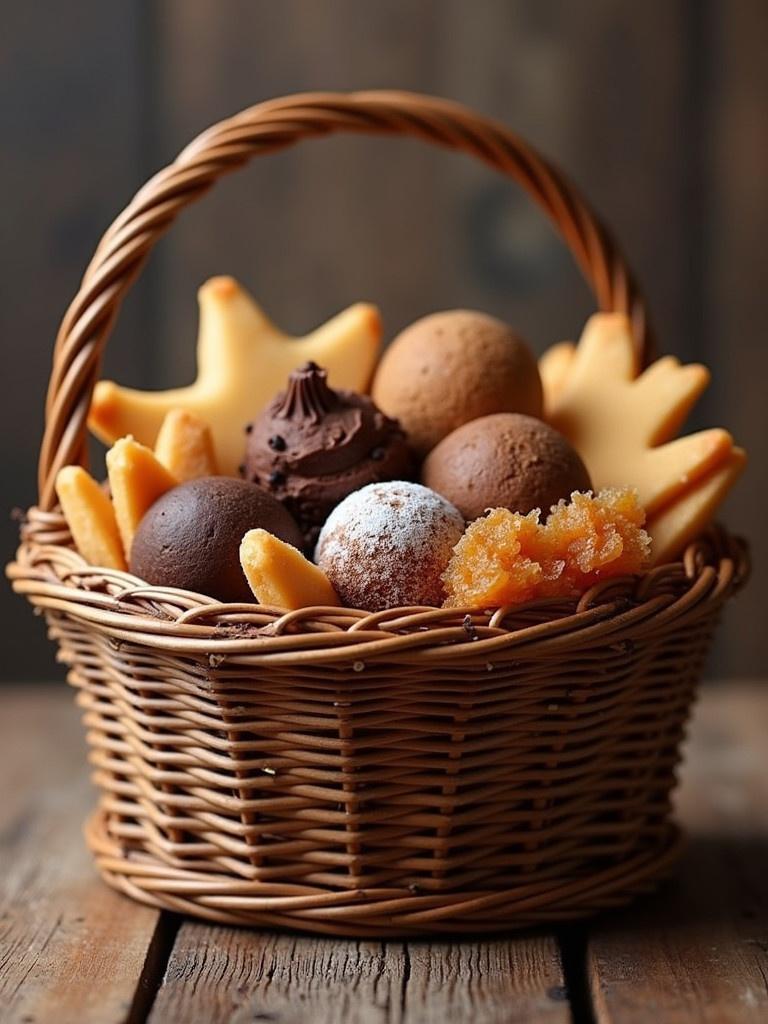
top-left (129, 476), bottom-right (303, 602)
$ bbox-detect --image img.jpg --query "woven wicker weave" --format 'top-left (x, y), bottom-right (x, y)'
top-left (8, 91), bottom-right (748, 936)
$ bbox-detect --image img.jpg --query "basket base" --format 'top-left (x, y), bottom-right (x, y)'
top-left (84, 809), bottom-right (684, 937)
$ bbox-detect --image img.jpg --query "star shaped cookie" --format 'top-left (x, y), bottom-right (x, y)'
top-left (88, 276), bottom-right (382, 475)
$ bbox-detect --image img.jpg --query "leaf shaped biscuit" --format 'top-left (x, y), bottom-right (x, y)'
top-left (547, 314), bottom-right (733, 515)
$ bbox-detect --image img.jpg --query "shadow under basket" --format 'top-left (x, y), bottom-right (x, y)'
top-left (8, 91), bottom-right (750, 937)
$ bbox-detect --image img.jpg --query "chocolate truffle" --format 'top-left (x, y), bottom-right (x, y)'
top-left (371, 310), bottom-right (543, 457)
top-left (243, 362), bottom-right (413, 546)
top-left (315, 481), bottom-right (465, 611)
top-left (422, 413), bottom-right (592, 521)
top-left (129, 476), bottom-right (303, 602)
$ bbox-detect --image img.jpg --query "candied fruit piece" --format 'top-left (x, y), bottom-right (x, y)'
top-left (442, 508), bottom-right (551, 608)
top-left (442, 488), bottom-right (651, 609)
top-left (545, 488), bottom-right (650, 594)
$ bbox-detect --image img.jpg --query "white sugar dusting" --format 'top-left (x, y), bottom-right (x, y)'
top-left (317, 482), bottom-right (464, 561)
top-left (314, 482), bottom-right (466, 609)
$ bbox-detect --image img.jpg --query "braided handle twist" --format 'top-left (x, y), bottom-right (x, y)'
top-left (38, 90), bottom-right (652, 510)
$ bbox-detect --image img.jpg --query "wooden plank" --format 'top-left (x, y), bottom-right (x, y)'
top-left (149, 927), bottom-right (568, 1024)
top-left (402, 939), bottom-right (568, 1024)
top-left (153, 0), bottom-right (447, 387)
top-left (0, 687), bottom-right (162, 1024)
top-left (587, 683), bottom-right (768, 1023)
top-left (439, 0), bottom-right (692, 359)
top-left (154, 0), bottom-right (689, 372)
top-left (0, 2), bottom-right (155, 681)
top-left (706, 0), bottom-right (768, 677)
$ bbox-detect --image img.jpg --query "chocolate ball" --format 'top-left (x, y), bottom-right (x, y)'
top-left (129, 476), bottom-right (303, 602)
top-left (372, 310), bottom-right (543, 457)
top-left (422, 413), bottom-right (592, 520)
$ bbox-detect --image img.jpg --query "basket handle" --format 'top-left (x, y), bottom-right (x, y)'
top-left (38, 89), bottom-right (652, 510)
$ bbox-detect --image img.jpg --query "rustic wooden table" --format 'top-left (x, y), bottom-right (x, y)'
top-left (1, 683), bottom-right (766, 1024)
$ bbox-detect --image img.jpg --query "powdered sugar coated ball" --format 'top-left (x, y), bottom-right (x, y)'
top-left (315, 481), bottom-right (465, 611)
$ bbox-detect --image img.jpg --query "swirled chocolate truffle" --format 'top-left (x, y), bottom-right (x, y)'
top-left (242, 362), bottom-right (413, 546)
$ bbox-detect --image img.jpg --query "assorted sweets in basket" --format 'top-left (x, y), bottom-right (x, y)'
top-left (9, 92), bottom-right (750, 936)
top-left (62, 276), bottom-right (744, 616)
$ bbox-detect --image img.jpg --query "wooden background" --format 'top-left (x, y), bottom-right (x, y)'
top-left (1, 0), bottom-right (765, 681)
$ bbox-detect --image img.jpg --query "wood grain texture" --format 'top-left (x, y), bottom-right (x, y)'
top-left (0, 2), bottom-right (156, 680)
top-left (151, 0), bottom-right (689, 372)
top-left (148, 928), bottom-right (568, 1024)
top-left (587, 684), bottom-right (768, 1024)
top-left (0, 688), bottom-right (162, 1024)
top-left (707, 1), bottom-right (768, 676)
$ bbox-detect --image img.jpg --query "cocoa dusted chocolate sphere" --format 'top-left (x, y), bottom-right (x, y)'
top-left (129, 476), bottom-right (303, 602)
top-left (422, 413), bottom-right (592, 521)
top-left (371, 310), bottom-right (543, 457)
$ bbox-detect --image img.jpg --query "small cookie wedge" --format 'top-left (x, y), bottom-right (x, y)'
top-left (648, 447), bottom-right (747, 565)
top-left (106, 436), bottom-right (177, 557)
top-left (240, 529), bottom-right (340, 610)
top-left (55, 466), bottom-right (127, 570)
top-left (154, 408), bottom-right (219, 481)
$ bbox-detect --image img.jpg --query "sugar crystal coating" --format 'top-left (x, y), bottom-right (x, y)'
top-left (442, 509), bottom-right (545, 609)
top-left (546, 487), bottom-right (651, 593)
top-left (442, 488), bottom-right (650, 609)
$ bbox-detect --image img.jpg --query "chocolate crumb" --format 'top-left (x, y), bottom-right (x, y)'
top-left (462, 614), bottom-right (479, 640)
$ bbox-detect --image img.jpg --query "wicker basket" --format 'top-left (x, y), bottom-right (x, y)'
top-left (9, 91), bottom-right (748, 937)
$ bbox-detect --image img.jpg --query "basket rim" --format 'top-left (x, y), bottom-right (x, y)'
top-left (8, 505), bottom-right (749, 665)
